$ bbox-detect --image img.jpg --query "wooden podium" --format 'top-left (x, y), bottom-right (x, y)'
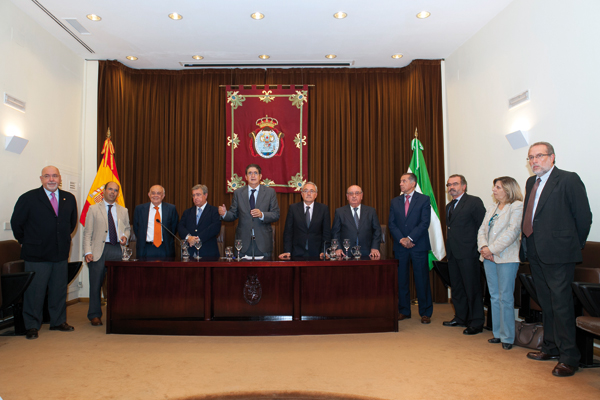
top-left (106, 257), bottom-right (398, 336)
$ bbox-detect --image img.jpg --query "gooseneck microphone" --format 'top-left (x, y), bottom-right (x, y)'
top-left (156, 218), bottom-right (185, 247)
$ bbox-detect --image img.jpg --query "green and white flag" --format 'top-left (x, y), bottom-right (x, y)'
top-left (407, 137), bottom-right (446, 270)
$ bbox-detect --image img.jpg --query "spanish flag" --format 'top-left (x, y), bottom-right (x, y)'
top-left (80, 131), bottom-right (125, 226)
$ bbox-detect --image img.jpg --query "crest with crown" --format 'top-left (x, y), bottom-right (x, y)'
top-left (256, 115), bottom-right (279, 129)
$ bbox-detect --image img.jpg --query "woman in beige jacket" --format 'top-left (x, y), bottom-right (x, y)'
top-left (477, 177), bottom-right (523, 350)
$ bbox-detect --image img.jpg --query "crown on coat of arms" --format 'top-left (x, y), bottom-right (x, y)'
top-left (256, 115), bottom-right (279, 128)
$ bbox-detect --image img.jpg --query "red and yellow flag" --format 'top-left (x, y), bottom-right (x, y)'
top-left (80, 132), bottom-right (125, 226)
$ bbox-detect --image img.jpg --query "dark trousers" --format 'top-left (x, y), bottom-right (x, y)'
top-left (527, 235), bottom-right (580, 366)
top-left (397, 249), bottom-right (433, 318)
top-left (88, 243), bottom-right (122, 320)
top-left (23, 260), bottom-right (68, 330)
top-left (143, 242), bottom-right (171, 259)
top-left (447, 255), bottom-right (484, 328)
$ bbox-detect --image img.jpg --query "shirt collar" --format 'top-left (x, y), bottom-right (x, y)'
top-left (538, 165), bottom-right (555, 184)
top-left (43, 187), bottom-right (58, 197)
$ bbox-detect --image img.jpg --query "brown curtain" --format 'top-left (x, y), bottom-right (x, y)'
top-left (97, 60), bottom-right (445, 258)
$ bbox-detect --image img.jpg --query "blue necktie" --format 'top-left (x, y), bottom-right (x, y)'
top-left (107, 205), bottom-right (118, 245)
top-left (249, 189), bottom-right (256, 210)
top-left (196, 207), bottom-right (202, 225)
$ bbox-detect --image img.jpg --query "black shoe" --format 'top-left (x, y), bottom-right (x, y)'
top-left (488, 338), bottom-right (501, 344)
top-left (443, 318), bottom-right (466, 327)
top-left (502, 343), bottom-right (513, 350)
top-left (49, 322), bottom-right (74, 332)
top-left (463, 326), bottom-right (483, 335)
top-left (26, 329), bottom-right (38, 340)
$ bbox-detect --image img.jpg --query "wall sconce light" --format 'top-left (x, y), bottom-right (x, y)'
top-left (5, 135), bottom-right (29, 154)
top-left (505, 130), bottom-right (529, 150)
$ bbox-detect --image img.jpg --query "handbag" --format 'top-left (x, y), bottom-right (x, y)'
top-left (514, 321), bottom-right (544, 350)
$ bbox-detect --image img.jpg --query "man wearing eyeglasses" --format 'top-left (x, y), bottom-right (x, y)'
top-left (521, 142), bottom-right (592, 377)
top-left (331, 185), bottom-right (381, 258)
top-left (443, 174), bottom-right (486, 335)
top-left (219, 164), bottom-right (280, 258)
top-left (11, 166), bottom-right (78, 340)
top-left (279, 182), bottom-right (330, 259)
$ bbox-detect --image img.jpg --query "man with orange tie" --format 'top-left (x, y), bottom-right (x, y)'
top-left (133, 185), bottom-right (179, 259)
top-left (11, 166), bottom-right (78, 339)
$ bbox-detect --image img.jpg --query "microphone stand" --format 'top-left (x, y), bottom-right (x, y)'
top-left (156, 218), bottom-right (187, 258)
top-left (251, 234), bottom-right (256, 261)
top-left (323, 241), bottom-right (330, 260)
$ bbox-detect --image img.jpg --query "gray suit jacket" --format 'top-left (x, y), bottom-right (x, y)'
top-left (331, 204), bottom-right (381, 256)
top-left (83, 202), bottom-right (131, 261)
top-left (223, 185), bottom-right (280, 253)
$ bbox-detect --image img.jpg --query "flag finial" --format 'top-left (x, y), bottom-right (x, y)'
top-left (106, 128), bottom-right (111, 139)
top-left (414, 127), bottom-right (418, 138)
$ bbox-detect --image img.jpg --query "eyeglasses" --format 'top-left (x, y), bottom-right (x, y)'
top-left (42, 174), bottom-right (60, 179)
top-left (302, 190), bottom-right (317, 194)
top-left (527, 154), bottom-right (550, 161)
top-left (347, 191), bottom-right (362, 196)
top-left (246, 171), bottom-right (260, 176)
top-left (446, 182), bottom-right (461, 188)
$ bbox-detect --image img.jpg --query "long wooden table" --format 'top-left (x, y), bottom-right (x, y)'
top-left (105, 257), bottom-right (398, 336)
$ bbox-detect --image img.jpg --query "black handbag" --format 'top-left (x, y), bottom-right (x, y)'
top-left (514, 321), bottom-right (544, 349)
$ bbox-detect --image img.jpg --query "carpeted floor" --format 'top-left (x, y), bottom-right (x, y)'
top-left (0, 302), bottom-right (598, 400)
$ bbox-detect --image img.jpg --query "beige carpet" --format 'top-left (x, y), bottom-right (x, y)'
top-left (1, 302), bottom-right (598, 400)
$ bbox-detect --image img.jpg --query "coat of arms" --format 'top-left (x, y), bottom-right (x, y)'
top-left (243, 274), bottom-right (263, 305)
top-left (249, 115), bottom-right (284, 159)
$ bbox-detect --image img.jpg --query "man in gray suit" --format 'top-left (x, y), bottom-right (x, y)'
top-left (219, 164), bottom-right (280, 258)
top-left (83, 181), bottom-right (130, 327)
top-left (331, 185), bottom-right (381, 258)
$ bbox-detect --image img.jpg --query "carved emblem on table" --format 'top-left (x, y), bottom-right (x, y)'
top-left (243, 274), bottom-right (262, 305)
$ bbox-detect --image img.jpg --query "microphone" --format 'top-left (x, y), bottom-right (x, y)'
top-left (251, 234), bottom-right (256, 261)
top-left (156, 218), bottom-right (185, 247)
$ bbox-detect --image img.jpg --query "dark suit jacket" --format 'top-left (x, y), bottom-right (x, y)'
top-left (445, 193), bottom-right (486, 260)
top-left (133, 202), bottom-right (179, 258)
top-left (331, 205), bottom-right (381, 256)
top-left (521, 167), bottom-right (592, 264)
top-left (283, 201), bottom-right (331, 257)
top-left (389, 192), bottom-right (431, 257)
top-left (11, 187), bottom-right (78, 262)
top-left (178, 203), bottom-right (221, 257)
top-left (223, 185), bottom-right (280, 254)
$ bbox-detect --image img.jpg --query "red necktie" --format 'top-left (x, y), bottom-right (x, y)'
top-left (404, 194), bottom-right (411, 216)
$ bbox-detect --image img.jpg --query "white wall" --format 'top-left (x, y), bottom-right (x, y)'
top-left (0, 0), bottom-right (86, 297)
top-left (445, 0), bottom-right (600, 240)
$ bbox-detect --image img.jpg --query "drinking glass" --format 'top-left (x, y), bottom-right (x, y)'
top-left (331, 239), bottom-right (339, 251)
top-left (181, 241), bottom-right (190, 260)
top-left (121, 246), bottom-right (132, 261)
top-left (342, 239), bottom-right (351, 260)
top-left (225, 246), bottom-right (233, 261)
top-left (194, 238), bottom-right (202, 260)
top-left (328, 247), bottom-right (337, 261)
top-left (235, 239), bottom-right (243, 261)
top-left (352, 245), bottom-right (361, 260)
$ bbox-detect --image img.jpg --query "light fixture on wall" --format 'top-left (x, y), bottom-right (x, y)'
top-left (505, 130), bottom-right (529, 150)
top-left (4, 135), bottom-right (29, 154)
top-left (4, 93), bottom-right (26, 113)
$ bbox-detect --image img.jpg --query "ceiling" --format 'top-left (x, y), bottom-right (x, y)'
top-left (11, 0), bottom-right (515, 70)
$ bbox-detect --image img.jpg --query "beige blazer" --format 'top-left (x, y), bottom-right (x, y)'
top-left (477, 200), bottom-right (523, 264)
top-left (83, 202), bottom-right (131, 261)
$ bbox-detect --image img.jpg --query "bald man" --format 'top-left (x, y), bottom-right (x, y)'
top-left (11, 166), bottom-right (78, 339)
top-left (133, 185), bottom-right (179, 259)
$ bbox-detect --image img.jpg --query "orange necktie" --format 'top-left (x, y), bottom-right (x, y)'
top-left (154, 206), bottom-right (162, 248)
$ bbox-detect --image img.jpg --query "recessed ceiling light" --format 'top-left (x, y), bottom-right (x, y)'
top-left (325, 54), bottom-right (337, 59)
top-left (391, 54), bottom-right (403, 59)
top-left (168, 13), bottom-right (183, 20)
top-left (126, 56), bottom-right (138, 61)
top-left (416, 11), bottom-right (431, 19)
top-left (251, 12), bottom-right (264, 20)
top-left (86, 14), bottom-right (101, 21)
top-left (333, 12), bottom-right (347, 19)
top-left (192, 55), bottom-right (204, 60)
top-left (258, 54), bottom-right (270, 60)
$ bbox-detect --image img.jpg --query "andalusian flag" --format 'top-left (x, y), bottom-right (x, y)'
top-left (80, 131), bottom-right (125, 226)
top-left (407, 134), bottom-right (446, 270)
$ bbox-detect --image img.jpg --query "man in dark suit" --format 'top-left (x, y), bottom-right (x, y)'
top-left (332, 185), bottom-right (381, 258)
top-left (279, 182), bottom-right (331, 259)
top-left (521, 142), bottom-right (592, 377)
top-left (219, 164), bottom-right (280, 258)
top-left (133, 185), bottom-right (179, 259)
top-left (11, 166), bottom-right (78, 339)
top-left (178, 184), bottom-right (222, 258)
top-left (389, 173), bottom-right (433, 324)
top-left (443, 174), bottom-right (486, 334)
